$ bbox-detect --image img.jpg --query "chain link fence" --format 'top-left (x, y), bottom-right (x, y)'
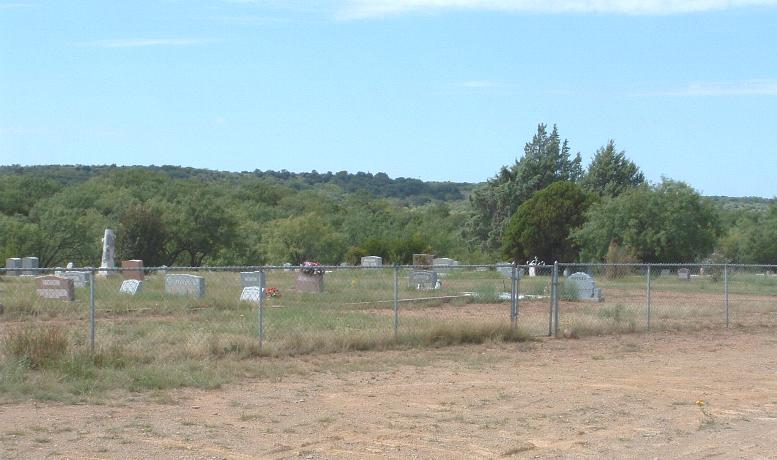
top-left (2, 263), bottom-right (777, 354)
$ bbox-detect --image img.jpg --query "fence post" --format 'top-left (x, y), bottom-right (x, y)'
top-left (393, 264), bottom-right (399, 338)
top-left (89, 269), bottom-right (95, 352)
top-left (552, 261), bottom-right (559, 338)
top-left (511, 264), bottom-right (517, 330)
top-left (258, 268), bottom-right (265, 352)
top-left (548, 264), bottom-right (554, 337)
top-left (646, 264), bottom-right (651, 331)
top-left (724, 264), bottom-right (729, 328)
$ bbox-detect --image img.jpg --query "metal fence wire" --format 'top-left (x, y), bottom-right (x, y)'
top-left (1, 263), bottom-right (777, 352)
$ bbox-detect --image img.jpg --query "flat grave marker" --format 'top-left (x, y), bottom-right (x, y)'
top-left (119, 279), bottom-right (143, 295)
top-left (240, 286), bottom-right (263, 304)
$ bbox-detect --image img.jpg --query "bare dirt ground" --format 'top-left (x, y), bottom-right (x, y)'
top-left (3, 328), bottom-right (777, 459)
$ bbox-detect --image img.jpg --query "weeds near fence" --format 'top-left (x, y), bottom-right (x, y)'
top-left (0, 312), bottom-right (531, 402)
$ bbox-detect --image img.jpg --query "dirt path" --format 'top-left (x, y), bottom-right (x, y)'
top-left (2, 328), bottom-right (777, 459)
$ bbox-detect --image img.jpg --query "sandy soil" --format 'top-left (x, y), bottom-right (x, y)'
top-left (3, 328), bottom-right (777, 459)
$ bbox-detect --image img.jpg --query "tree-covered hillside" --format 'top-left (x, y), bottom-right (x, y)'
top-left (1, 126), bottom-right (774, 267)
top-left (0, 165), bottom-right (477, 267)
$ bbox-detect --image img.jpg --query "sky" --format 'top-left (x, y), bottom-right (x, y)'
top-left (1, 1), bottom-right (776, 197)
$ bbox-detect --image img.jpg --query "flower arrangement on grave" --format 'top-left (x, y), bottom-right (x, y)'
top-left (265, 287), bottom-right (281, 298)
top-left (300, 261), bottom-right (324, 276)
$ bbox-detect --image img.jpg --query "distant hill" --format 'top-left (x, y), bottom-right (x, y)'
top-left (706, 195), bottom-right (775, 214)
top-left (0, 164), bottom-right (477, 204)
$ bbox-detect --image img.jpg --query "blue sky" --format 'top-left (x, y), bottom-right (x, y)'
top-left (1, 1), bottom-right (776, 197)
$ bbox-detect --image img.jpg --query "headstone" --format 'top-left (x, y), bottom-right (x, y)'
top-left (98, 228), bottom-right (116, 277)
top-left (282, 262), bottom-right (293, 272)
top-left (360, 256), bottom-right (383, 267)
top-left (240, 286), bottom-right (263, 304)
top-left (165, 274), bottom-right (206, 298)
top-left (55, 270), bottom-right (89, 288)
top-left (240, 271), bottom-right (265, 288)
top-left (412, 254), bottom-right (434, 267)
top-left (496, 262), bottom-right (513, 278)
top-left (35, 275), bottom-right (75, 301)
top-left (295, 273), bottom-right (324, 293)
top-left (567, 272), bottom-right (604, 302)
top-left (5, 258), bottom-right (22, 276)
top-left (409, 270), bottom-right (438, 290)
top-left (432, 258), bottom-right (458, 272)
top-left (121, 259), bottom-right (144, 281)
top-left (563, 268), bottom-right (570, 277)
top-left (21, 257), bottom-right (39, 276)
top-left (66, 262), bottom-right (74, 269)
top-left (678, 268), bottom-right (690, 281)
top-left (158, 265), bottom-right (168, 275)
top-left (119, 279), bottom-right (142, 295)
top-left (660, 269), bottom-right (670, 277)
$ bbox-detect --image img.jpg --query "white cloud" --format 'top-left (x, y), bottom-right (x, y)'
top-left (337, 0), bottom-right (777, 19)
top-left (642, 79), bottom-right (777, 96)
top-left (81, 38), bottom-right (216, 48)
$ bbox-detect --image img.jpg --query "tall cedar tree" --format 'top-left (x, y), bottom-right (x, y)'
top-left (467, 124), bottom-right (582, 252)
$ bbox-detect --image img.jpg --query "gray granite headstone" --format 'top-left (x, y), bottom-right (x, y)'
top-left (240, 286), bottom-right (263, 304)
top-left (660, 269), bottom-right (670, 277)
top-left (240, 271), bottom-right (265, 288)
top-left (119, 279), bottom-right (142, 295)
top-left (496, 263), bottom-right (523, 279)
top-left (5, 258), bottom-right (22, 276)
top-left (21, 257), bottom-right (39, 276)
top-left (360, 256), bottom-right (383, 267)
top-left (677, 268), bottom-right (690, 281)
top-left (55, 270), bottom-right (89, 288)
top-left (165, 274), bottom-right (205, 298)
top-left (568, 272), bottom-right (604, 302)
top-left (409, 270), bottom-right (438, 290)
top-left (496, 263), bottom-right (513, 278)
top-left (282, 262), bottom-right (293, 272)
top-left (432, 258), bottom-right (458, 272)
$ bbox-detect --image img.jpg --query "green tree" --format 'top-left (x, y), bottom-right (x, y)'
top-left (116, 203), bottom-right (170, 266)
top-left (574, 179), bottom-right (721, 263)
top-left (732, 203), bottom-right (777, 263)
top-left (263, 213), bottom-right (346, 265)
top-left (467, 124), bottom-right (582, 252)
top-left (501, 182), bottom-right (592, 263)
top-left (166, 190), bottom-right (238, 266)
top-left (580, 140), bottom-right (644, 197)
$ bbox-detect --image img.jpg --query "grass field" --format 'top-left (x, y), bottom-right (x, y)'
top-left (1, 265), bottom-right (777, 402)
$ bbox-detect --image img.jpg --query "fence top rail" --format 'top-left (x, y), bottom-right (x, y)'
top-left (2, 263), bottom-right (777, 273)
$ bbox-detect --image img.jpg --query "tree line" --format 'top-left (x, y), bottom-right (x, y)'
top-left (1, 125), bottom-right (774, 267)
